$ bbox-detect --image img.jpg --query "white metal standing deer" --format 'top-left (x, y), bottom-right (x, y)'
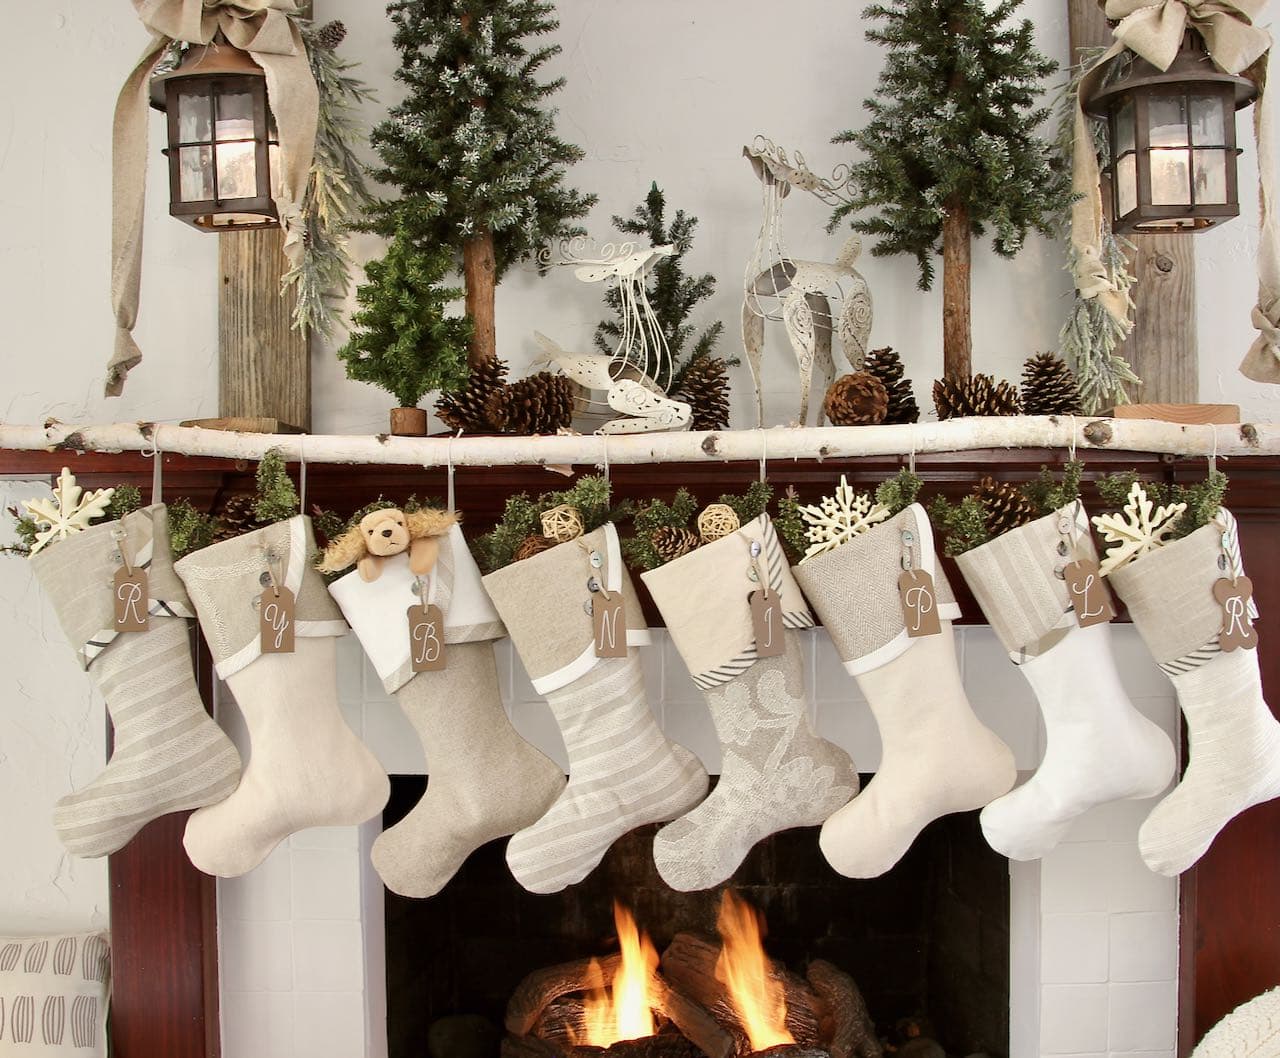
top-left (534, 238), bottom-right (692, 434)
top-left (742, 137), bottom-right (874, 426)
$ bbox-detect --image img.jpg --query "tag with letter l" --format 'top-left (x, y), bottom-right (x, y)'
top-left (1063, 558), bottom-right (1115, 628)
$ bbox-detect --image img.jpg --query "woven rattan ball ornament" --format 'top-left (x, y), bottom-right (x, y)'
top-left (540, 504), bottom-right (584, 543)
top-left (697, 503), bottom-right (741, 543)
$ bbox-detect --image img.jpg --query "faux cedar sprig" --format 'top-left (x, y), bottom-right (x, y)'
top-left (3, 483), bottom-right (144, 558)
top-left (774, 469), bottom-right (923, 564)
top-left (623, 489), bottom-right (700, 572)
top-left (1095, 470), bottom-right (1228, 541)
top-left (930, 461), bottom-right (1085, 557)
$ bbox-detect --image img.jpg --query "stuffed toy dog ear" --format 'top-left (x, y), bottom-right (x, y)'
top-left (317, 508), bottom-right (458, 584)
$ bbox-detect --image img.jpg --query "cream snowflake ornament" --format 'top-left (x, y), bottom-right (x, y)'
top-left (22, 467), bottom-right (115, 556)
top-left (1091, 480), bottom-right (1187, 576)
top-left (798, 475), bottom-right (890, 560)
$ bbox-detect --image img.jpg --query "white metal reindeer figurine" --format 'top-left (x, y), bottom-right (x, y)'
top-left (534, 238), bottom-right (692, 434)
top-left (742, 137), bottom-right (874, 426)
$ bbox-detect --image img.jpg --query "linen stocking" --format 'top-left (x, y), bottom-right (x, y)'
top-left (1108, 515), bottom-right (1280, 875)
top-left (485, 523), bottom-right (707, 894)
top-left (176, 516), bottom-right (388, 877)
top-left (643, 514), bottom-right (858, 891)
top-left (955, 505), bottom-right (1175, 860)
top-left (328, 523), bottom-right (565, 898)
top-left (31, 505), bottom-right (241, 857)
top-left (794, 504), bottom-right (1016, 878)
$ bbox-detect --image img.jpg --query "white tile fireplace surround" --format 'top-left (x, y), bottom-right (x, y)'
top-left (216, 626), bottom-right (1180, 1058)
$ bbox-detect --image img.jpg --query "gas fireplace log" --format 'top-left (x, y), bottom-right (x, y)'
top-left (507, 955), bottom-right (624, 1036)
top-left (804, 961), bottom-right (882, 1058)
top-left (649, 973), bottom-right (737, 1058)
top-left (659, 934), bottom-right (823, 1049)
top-left (503, 1031), bottom-right (577, 1058)
top-left (534, 997), bottom-right (587, 1047)
top-left (598, 1034), bottom-right (706, 1058)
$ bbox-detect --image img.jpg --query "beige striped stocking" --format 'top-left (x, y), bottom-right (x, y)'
top-left (484, 524), bottom-right (708, 894)
top-left (1108, 514), bottom-right (1280, 876)
top-left (642, 514), bottom-right (859, 892)
top-left (327, 524), bottom-right (565, 898)
top-left (31, 506), bottom-right (241, 858)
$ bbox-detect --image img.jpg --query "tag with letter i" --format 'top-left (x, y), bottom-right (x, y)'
top-left (259, 586), bottom-right (296, 654)
top-left (1213, 576), bottom-right (1258, 652)
top-left (407, 602), bottom-right (448, 672)
top-left (898, 569), bottom-right (941, 637)
top-left (593, 592), bottom-right (628, 658)
top-left (113, 565), bottom-right (150, 633)
top-left (1063, 558), bottom-right (1115, 628)
top-left (749, 589), bottom-right (786, 657)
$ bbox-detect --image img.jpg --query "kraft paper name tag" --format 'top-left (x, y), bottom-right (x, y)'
top-left (259, 586), bottom-right (296, 654)
top-left (113, 566), bottom-right (149, 633)
top-left (1064, 559), bottom-right (1115, 628)
top-left (898, 569), bottom-right (941, 638)
top-left (407, 603), bottom-right (448, 672)
top-left (749, 589), bottom-right (786, 658)
top-left (593, 593), bottom-right (628, 658)
top-left (1213, 576), bottom-right (1258, 652)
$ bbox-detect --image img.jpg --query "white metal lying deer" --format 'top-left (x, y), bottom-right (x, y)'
top-left (743, 137), bottom-right (873, 426)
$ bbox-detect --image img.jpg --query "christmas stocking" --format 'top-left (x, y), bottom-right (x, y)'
top-left (328, 520), bottom-right (565, 898)
top-left (954, 504), bottom-right (1175, 860)
top-left (793, 504), bottom-right (1016, 878)
top-left (642, 514), bottom-right (858, 892)
top-left (1107, 511), bottom-right (1280, 875)
top-left (483, 523), bottom-right (708, 894)
top-left (175, 516), bottom-right (389, 877)
top-left (30, 504), bottom-right (241, 857)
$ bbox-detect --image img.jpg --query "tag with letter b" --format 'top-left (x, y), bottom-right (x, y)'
top-left (113, 566), bottom-right (150, 633)
top-left (407, 603), bottom-right (448, 672)
top-left (1213, 576), bottom-right (1258, 652)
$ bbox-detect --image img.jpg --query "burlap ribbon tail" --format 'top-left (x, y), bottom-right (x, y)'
top-left (108, 0), bottom-right (317, 396)
top-left (1070, 0), bottom-right (1277, 381)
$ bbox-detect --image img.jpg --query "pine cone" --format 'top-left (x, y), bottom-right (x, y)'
top-left (863, 347), bottom-right (919, 424)
top-left (214, 493), bottom-right (262, 543)
top-left (823, 372), bottom-right (889, 426)
top-left (1021, 353), bottom-right (1082, 416)
top-left (932, 373), bottom-right (1023, 419)
top-left (436, 357), bottom-right (510, 433)
top-left (486, 372), bottom-right (576, 435)
top-left (314, 20), bottom-right (347, 50)
top-left (975, 477), bottom-right (1038, 536)
top-left (671, 357), bottom-right (732, 431)
top-left (513, 534), bottom-right (554, 563)
top-left (651, 526), bottom-right (700, 564)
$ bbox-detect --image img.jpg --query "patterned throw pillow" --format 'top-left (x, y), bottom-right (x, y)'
top-left (0, 933), bottom-right (109, 1056)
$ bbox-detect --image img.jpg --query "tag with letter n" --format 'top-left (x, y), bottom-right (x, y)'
top-left (259, 586), bottom-right (296, 654)
top-left (407, 602), bottom-right (448, 672)
top-left (113, 566), bottom-right (150, 633)
top-left (898, 569), bottom-right (941, 638)
top-left (1213, 576), bottom-right (1258, 652)
top-left (749, 589), bottom-right (786, 657)
top-left (593, 593), bottom-right (628, 658)
top-left (1063, 558), bottom-right (1115, 628)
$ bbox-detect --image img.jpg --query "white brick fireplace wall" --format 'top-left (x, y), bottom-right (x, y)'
top-left (217, 626), bottom-right (1180, 1058)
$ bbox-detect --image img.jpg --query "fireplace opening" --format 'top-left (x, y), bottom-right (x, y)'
top-left (384, 777), bottom-right (1010, 1058)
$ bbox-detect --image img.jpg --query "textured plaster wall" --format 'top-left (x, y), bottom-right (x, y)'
top-left (0, 0), bottom-right (1272, 935)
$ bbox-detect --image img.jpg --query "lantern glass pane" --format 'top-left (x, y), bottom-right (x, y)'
top-left (1149, 95), bottom-right (1189, 147)
top-left (1190, 94), bottom-right (1226, 145)
top-left (214, 90), bottom-right (255, 141)
top-left (214, 90), bottom-right (258, 199)
top-left (1150, 149), bottom-right (1191, 205)
top-left (177, 91), bottom-right (210, 143)
top-left (1115, 98), bottom-right (1136, 156)
top-left (179, 146), bottom-right (214, 202)
top-left (1117, 152), bottom-right (1138, 216)
top-left (1194, 149), bottom-right (1229, 204)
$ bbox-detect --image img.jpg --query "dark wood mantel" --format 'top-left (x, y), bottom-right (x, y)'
top-left (4, 446), bottom-right (1278, 1058)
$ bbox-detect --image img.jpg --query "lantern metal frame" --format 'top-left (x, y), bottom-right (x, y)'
top-left (1085, 31), bottom-right (1257, 235)
top-left (150, 38), bottom-right (279, 232)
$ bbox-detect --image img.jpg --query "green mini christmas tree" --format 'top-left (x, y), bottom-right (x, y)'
top-left (337, 234), bottom-right (472, 414)
top-left (365, 0), bottom-right (595, 368)
top-left (830, 0), bottom-right (1072, 380)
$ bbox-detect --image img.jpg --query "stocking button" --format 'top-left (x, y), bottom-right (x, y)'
top-left (587, 577), bottom-right (600, 593)
top-left (750, 540), bottom-right (762, 558)
top-left (583, 599), bottom-right (594, 616)
top-left (259, 572), bottom-right (272, 587)
top-left (1057, 540), bottom-right (1069, 556)
top-left (589, 551), bottom-right (603, 568)
top-left (1054, 565), bottom-right (1066, 579)
top-left (901, 530), bottom-right (915, 545)
top-left (1218, 554), bottom-right (1228, 570)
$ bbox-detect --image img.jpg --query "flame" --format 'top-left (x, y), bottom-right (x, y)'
top-left (715, 891), bottom-right (794, 1052)
top-left (575, 902), bottom-right (660, 1046)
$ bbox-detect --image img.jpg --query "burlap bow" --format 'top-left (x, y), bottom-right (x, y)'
top-left (107, 0), bottom-right (318, 397)
top-left (1071, 0), bottom-right (1279, 383)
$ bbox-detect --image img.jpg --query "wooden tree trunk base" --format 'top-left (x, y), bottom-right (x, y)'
top-left (464, 229), bottom-right (498, 368)
top-left (941, 201), bottom-right (973, 379)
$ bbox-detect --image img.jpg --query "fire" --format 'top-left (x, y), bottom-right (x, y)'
top-left (576, 902), bottom-right (660, 1046)
top-left (715, 891), bottom-right (795, 1052)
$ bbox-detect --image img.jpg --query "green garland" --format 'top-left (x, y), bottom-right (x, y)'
top-left (3, 484), bottom-right (144, 558)
top-left (623, 489), bottom-right (700, 572)
top-left (775, 470), bottom-right (922, 564)
top-left (475, 476), bottom-right (628, 574)
top-left (930, 460), bottom-right (1085, 556)
top-left (1096, 470), bottom-right (1228, 541)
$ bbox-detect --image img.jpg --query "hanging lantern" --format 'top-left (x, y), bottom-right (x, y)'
top-left (1085, 30), bottom-right (1257, 234)
top-left (150, 36), bottom-right (280, 231)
